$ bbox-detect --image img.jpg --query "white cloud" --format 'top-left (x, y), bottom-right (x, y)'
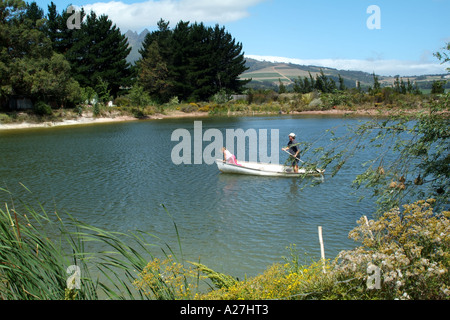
top-left (83, 0), bottom-right (264, 31)
top-left (246, 55), bottom-right (449, 76)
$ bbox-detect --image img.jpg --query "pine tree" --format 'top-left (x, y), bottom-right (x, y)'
top-left (303, 76), bottom-right (311, 93)
top-left (139, 19), bottom-right (172, 60)
top-left (431, 80), bottom-right (445, 94)
top-left (309, 72), bottom-right (315, 91)
top-left (393, 75), bottom-right (400, 93)
top-left (293, 77), bottom-right (304, 93)
top-left (170, 21), bottom-right (194, 100)
top-left (44, 5), bottom-right (132, 98)
top-left (65, 11), bottom-right (132, 97)
top-left (278, 79), bottom-right (286, 94)
top-left (138, 20), bottom-right (249, 102)
top-left (138, 41), bottom-right (172, 102)
top-left (406, 78), bottom-right (413, 94)
top-left (338, 74), bottom-right (346, 91)
top-left (25, 1), bottom-right (44, 27)
top-left (400, 78), bottom-right (406, 94)
top-left (371, 72), bottom-right (381, 94)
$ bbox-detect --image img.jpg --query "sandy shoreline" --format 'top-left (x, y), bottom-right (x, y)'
top-left (0, 111), bottom-right (211, 131)
top-left (0, 108), bottom-right (423, 131)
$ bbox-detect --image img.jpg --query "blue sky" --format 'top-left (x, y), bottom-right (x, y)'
top-left (33, 0), bottom-right (450, 76)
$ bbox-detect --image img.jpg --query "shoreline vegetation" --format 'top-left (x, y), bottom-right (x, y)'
top-left (1, 192), bottom-right (448, 300)
top-left (1, 91), bottom-right (447, 131)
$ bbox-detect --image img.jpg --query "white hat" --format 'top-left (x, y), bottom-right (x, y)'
top-left (289, 133), bottom-right (296, 137)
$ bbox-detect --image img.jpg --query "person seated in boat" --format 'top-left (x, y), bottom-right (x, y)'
top-left (282, 133), bottom-right (300, 173)
top-left (222, 147), bottom-right (240, 165)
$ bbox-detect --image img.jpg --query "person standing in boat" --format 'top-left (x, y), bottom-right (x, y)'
top-left (282, 133), bottom-right (300, 173)
top-left (222, 147), bottom-right (239, 165)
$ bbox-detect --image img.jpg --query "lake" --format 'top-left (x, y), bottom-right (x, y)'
top-left (0, 115), bottom-right (377, 278)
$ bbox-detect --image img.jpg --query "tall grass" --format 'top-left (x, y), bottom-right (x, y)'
top-left (0, 187), bottom-right (179, 300)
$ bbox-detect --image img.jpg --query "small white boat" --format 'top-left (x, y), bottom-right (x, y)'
top-left (215, 159), bottom-right (324, 177)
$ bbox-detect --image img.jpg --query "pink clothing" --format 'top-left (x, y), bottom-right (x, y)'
top-left (224, 150), bottom-right (239, 165)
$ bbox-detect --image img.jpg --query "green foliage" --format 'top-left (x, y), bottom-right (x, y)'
top-left (127, 85), bottom-right (152, 108)
top-left (338, 74), bottom-right (346, 91)
top-left (278, 79), bottom-right (287, 94)
top-left (369, 72), bottom-right (381, 95)
top-left (92, 103), bottom-right (100, 117)
top-left (137, 41), bottom-right (172, 103)
top-left (434, 42), bottom-right (450, 73)
top-left (0, 187), bottom-right (98, 299)
top-left (0, 1), bottom-right (81, 108)
top-left (247, 89), bottom-right (278, 104)
top-left (293, 70), bottom-right (336, 94)
top-left (80, 86), bottom-right (97, 105)
top-left (0, 187), bottom-right (165, 300)
top-left (114, 96), bottom-right (131, 108)
top-left (431, 80), bottom-right (446, 94)
top-left (94, 77), bottom-right (111, 103)
top-left (61, 11), bottom-right (132, 97)
top-left (211, 89), bottom-right (232, 104)
top-left (311, 93), bottom-right (449, 214)
top-left (138, 20), bottom-right (249, 102)
top-left (33, 101), bottom-right (52, 116)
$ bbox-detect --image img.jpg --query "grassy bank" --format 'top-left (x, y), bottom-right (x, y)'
top-left (1, 91), bottom-right (447, 129)
top-left (1, 188), bottom-right (448, 300)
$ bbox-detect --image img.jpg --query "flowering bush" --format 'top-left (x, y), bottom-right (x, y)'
top-left (134, 200), bottom-right (449, 300)
top-left (198, 260), bottom-right (331, 300)
top-left (332, 199), bottom-right (449, 299)
top-left (133, 255), bottom-right (203, 300)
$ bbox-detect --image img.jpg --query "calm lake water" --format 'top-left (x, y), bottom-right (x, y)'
top-left (0, 115), bottom-right (377, 278)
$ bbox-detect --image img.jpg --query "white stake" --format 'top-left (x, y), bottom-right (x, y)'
top-left (364, 216), bottom-right (374, 240)
top-left (318, 226), bottom-right (326, 273)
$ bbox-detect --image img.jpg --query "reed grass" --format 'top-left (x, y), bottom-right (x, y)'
top-left (0, 187), bottom-right (180, 300)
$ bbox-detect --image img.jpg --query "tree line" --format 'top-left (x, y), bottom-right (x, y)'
top-left (283, 69), bottom-right (446, 96)
top-left (291, 70), bottom-right (345, 94)
top-left (137, 19), bottom-right (249, 103)
top-left (0, 0), bottom-right (248, 111)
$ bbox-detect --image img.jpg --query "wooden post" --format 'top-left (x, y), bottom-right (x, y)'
top-left (363, 216), bottom-right (374, 240)
top-left (318, 226), bottom-right (326, 273)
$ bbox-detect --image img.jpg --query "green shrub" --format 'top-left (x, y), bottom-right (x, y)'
top-left (92, 103), bottom-right (101, 117)
top-left (211, 89), bottom-right (231, 104)
top-left (33, 101), bottom-right (52, 116)
top-left (114, 96), bottom-right (131, 107)
top-left (0, 113), bottom-right (13, 123)
top-left (180, 103), bottom-right (199, 113)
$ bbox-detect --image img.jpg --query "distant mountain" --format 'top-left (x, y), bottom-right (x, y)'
top-left (123, 32), bottom-right (448, 91)
top-left (241, 58), bottom-right (449, 90)
top-left (124, 29), bottom-right (149, 64)
top-left (242, 58), bottom-right (372, 88)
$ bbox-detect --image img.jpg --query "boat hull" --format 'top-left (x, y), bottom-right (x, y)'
top-left (215, 160), bottom-right (324, 177)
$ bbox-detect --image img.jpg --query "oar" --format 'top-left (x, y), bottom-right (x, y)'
top-left (283, 150), bottom-right (323, 174)
top-left (283, 149), bottom-right (305, 163)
